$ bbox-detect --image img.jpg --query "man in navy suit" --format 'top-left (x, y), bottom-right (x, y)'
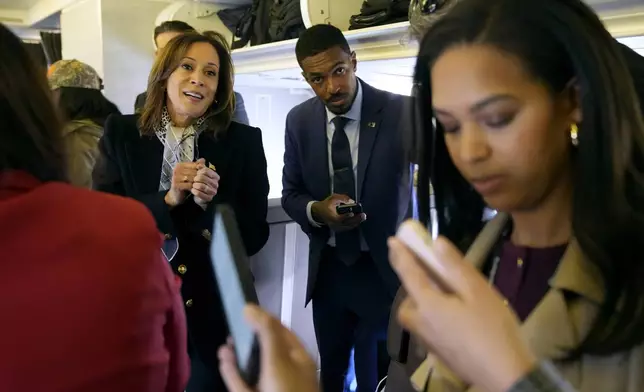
top-left (281, 24), bottom-right (412, 392)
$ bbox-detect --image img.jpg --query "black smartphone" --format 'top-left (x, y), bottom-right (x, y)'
top-left (336, 202), bottom-right (363, 215)
top-left (210, 204), bottom-right (260, 386)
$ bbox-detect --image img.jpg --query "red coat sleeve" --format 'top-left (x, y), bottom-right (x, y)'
top-left (159, 250), bottom-right (189, 392)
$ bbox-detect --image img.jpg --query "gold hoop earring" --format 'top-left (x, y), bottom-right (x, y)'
top-left (570, 123), bottom-right (579, 146)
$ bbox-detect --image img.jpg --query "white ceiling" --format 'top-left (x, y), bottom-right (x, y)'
top-left (586, 0), bottom-right (644, 12)
top-left (0, 0), bottom-right (41, 10)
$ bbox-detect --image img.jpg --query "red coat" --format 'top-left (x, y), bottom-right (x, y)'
top-left (0, 171), bottom-right (189, 392)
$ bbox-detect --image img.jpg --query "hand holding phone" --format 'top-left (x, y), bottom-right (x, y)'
top-left (336, 202), bottom-right (363, 215)
top-left (394, 219), bottom-right (454, 293)
top-left (210, 205), bottom-right (260, 386)
top-left (311, 194), bottom-right (365, 231)
top-left (388, 217), bottom-right (538, 392)
top-left (218, 305), bottom-right (319, 392)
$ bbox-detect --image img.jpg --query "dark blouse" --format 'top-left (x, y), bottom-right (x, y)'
top-left (493, 241), bottom-right (566, 321)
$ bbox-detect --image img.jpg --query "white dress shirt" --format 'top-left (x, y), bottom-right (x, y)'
top-left (167, 125), bottom-right (193, 160)
top-left (305, 84), bottom-right (369, 250)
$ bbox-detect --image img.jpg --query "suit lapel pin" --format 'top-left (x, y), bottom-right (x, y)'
top-left (367, 122), bottom-right (376, 128)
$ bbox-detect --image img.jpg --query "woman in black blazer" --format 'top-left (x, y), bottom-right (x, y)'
top-left (93, 31), bottom-right (269, 392)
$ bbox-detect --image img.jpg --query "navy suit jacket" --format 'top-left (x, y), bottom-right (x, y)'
top-left (281, 80), bottom-right (412, 303)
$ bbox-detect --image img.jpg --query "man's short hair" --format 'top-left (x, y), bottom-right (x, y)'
top-left (295, 24), bottom-right (351, 66)
top-left (154, 20), bottom-right (196, 44)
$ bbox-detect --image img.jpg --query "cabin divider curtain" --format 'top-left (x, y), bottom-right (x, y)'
top-left (40, 32), bottom-right (62, 65)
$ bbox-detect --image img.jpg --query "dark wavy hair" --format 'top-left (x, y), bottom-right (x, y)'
top-left (57, 87), bottom-right (121, 127)
top-left (154, 20), bottom-right (195, 46)
top-left (0, 23), bottom-right (66, 182)
top-left (139, 30), bottom-right (235, 138)
top-left (412, 0), bottom-right (644, 358)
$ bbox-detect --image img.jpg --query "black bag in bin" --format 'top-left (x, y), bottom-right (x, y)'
top-left (229, 0), bottom-right (270, 49)
top-left (231, 0), bottom-right (305, 49)
top-left (348, 0), bottom-right (410, 30)
top-left (217, 6), bottom-right (251, 39)
top-left (268, 0), bottom-right (306, 42)
top-left (408, 0), bottom-right (459, 41)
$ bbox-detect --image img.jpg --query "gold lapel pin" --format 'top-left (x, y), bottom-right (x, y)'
top-left (368, 122), bottom-right (376, 128)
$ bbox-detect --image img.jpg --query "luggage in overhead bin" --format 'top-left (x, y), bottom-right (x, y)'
top-left (348, 0), bottom-right (411, 31)
top-left (227, 0), bottom-right (265, 49)
top-left (218, 6), bottom-right (252, 44)
top-left (268, 0), bottom-right (306, 42)
top-left (230, 0), bottom-right (306, 49)
top-left (408, 0), bottom-right (459, 40)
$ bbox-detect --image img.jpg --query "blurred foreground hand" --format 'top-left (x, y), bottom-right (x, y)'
top-left (218, 304), bottom-right (319, 392)
top-left (388, 232), bottom-right (537, 392)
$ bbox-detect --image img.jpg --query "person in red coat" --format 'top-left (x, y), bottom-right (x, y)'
top-left (0, 22), bottom-right (189, 392)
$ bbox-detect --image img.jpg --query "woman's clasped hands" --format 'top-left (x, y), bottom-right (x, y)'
top-left (165, 158), bottom-right (220, 207)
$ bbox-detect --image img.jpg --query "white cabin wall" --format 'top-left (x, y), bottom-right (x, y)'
top-left (235, 73), bottom-right (412, 200)
top-left (60, 0), bottom-right (168, 113)
top-left (360, 74), bottom-right (414, 97)
top-left (618, 35), bottom-right (644, 55)
top-left (235, 86), bottom-right (315, 199)
top-left (101, 0), bottom-right (168, 113)
top-left (61, 0), bottom-right (103, 76)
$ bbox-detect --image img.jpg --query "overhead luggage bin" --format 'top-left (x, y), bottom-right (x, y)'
top-left (602, 7), bottom-right (644, 38)
top-left (301, 0), bottom-right (364, 30)
top-left (200, 0), bottom-right (253, 5)
top-left (232, 20), bottom-right (416, 74)
top-left (156, 1), bottom-right (237, 44)
top-left (232, 1), bottom-right (643, 89)
top-left (232, 0), bottom-right (416, 78)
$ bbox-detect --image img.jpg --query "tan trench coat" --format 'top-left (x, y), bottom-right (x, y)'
top-left (408, 215), bottom-right (644, 392)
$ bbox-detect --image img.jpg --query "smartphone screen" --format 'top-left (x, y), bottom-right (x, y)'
top-left (336, 202), bottom-right (363, 215)
top-left (395, 219), bottom-right (454, 293)
top-left (210, 205), bottom-right (259, 384)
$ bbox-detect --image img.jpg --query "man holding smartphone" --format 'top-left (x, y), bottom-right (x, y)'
top-left (281, 24), bottom-right (412, 392)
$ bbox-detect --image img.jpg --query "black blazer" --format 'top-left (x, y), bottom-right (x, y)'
top-left (92, 114), bottom-right (269, 365)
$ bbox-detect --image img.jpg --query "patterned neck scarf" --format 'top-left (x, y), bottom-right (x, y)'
top-left (155, 107), bottom-right (206, 191)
